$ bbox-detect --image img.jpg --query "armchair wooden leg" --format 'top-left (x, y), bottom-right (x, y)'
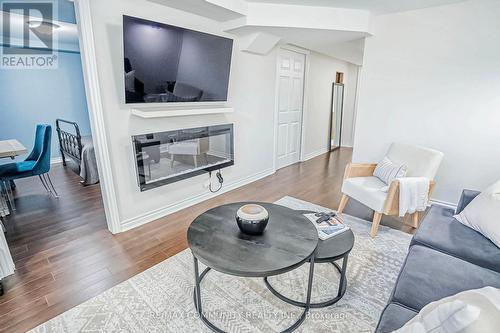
top-left (411, 212), bottom-right (419, 228)
top-left (371, 212), bottom-right (383, 238)
top-left (338, 194), bottom-right (349, 214)
top-left (403, 212), bottom-right (421, 228)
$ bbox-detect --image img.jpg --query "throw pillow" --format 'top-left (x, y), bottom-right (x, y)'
top-left (395, 287), bottom-right (500, 333)
top-left (454, 180), bottom-right (500, 247)
top-left (125, 70), bottom-right (136, 92)
top-left (373, 156), bottom-right (407, 187)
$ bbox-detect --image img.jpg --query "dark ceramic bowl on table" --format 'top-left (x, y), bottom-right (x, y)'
top-left (235, 204), bottom-right (269, 235)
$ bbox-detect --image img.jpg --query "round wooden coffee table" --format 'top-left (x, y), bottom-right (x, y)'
top-left (187, 202), bottom-right (319, 333)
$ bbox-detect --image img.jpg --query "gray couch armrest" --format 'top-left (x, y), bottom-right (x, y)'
top-left (456, 189), bottom-right (481, 214)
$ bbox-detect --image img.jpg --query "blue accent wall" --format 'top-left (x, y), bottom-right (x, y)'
top-left (0, 1), bottom-right (90, 163)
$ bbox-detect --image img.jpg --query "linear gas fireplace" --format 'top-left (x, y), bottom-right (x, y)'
top-left (132, 124), bottom-right (234, 191)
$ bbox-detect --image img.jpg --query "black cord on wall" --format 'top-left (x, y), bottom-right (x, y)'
top-left (209, 170), bottom-right (223, 193)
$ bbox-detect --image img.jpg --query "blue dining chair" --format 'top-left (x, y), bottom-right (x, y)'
top-left (0, 124), bottom-right (59, 210)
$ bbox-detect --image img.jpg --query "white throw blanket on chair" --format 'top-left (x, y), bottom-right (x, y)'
top-left (398, 177), bottom-right (430, 217)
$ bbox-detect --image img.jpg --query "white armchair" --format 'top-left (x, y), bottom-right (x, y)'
top-left (337, 143), bottom-right (444, 238)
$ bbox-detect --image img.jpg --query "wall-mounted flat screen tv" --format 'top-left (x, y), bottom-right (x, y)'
top-left (123, 15), bottom-right (233, 104)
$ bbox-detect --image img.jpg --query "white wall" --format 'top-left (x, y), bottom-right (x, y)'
top-left (88, 0), bottom-right (277, 228)
top-left (303, 52), bottom-right (359, 159)
top-left (342, 63), bottom-right (359, 147)
top-left (353, 0), bottom-right (500, 204)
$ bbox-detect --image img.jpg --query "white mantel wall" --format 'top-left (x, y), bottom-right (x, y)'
top-left (88, 0), bottom-right (277, 229)
top-left (353, 0), bottom-right (500, 205)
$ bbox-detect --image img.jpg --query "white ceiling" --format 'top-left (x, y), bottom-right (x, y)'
top-left (227, 24), bottom-right (366, 64)
top-left (227, 25), bottom-right (366, 49)
top-left (245, 0), bottom-right (468, 14)
top-left (150, 0), bottom-right (246, 21)
top-left (149, 0), bottom-right (470, 64)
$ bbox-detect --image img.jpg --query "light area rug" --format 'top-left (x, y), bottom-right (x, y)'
top-left (30, 197), bottom-right (411, 333)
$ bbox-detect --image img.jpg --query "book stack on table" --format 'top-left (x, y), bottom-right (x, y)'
top-left (304, 212), bottom-right (350, 240)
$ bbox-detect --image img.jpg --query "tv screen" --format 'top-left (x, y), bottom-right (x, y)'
top-left (123, 15), bottom-right (233, 104)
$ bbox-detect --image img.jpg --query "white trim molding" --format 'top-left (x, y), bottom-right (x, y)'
top-left (279, 44), bottom-right (310, 56)
top-left (301, 148), bottom-right (329, 162)
top-left (121, 168), bottom-right (276, 232)
top-left (50, 157), bottom-right (63, 165)
top-left (74, 0), bottom-right (122, 234)
top-left (349, 65), bottom-right (362, 149)
top-left (430, 198), bottom-right (457, 210)
top-left (299, 49), bottom-right (311, 163)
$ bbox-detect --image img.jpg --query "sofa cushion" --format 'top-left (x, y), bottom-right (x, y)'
top-left (454, 180), bottom-right (500, 248)
top-left (411, 205), bottom-right (500, 273)
top-left (341, 176), bottom-right (387, 212)
top-left (375, 303), bottom-right (418, 333)
top-left (395, 286), bottom-right (500, 333)
top-left (456, 189), bottom-right (481, 214)
top-left (391, 245), bottom-right (500, 311)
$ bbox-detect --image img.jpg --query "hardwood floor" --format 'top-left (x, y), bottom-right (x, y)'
top-left (0, 148), bottom-right (413, 332)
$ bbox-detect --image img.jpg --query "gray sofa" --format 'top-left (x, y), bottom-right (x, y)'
top-left (375, 190), bottom-right (500, 332)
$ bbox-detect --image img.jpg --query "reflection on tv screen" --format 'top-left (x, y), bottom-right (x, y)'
top-left (123, 15), bottom-right (233, 104)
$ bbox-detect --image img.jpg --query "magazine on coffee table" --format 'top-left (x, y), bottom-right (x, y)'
top-left (304, 212), bottom-right (350, 240)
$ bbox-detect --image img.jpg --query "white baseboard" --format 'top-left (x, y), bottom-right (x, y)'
top-left (51, 157), bottom-right (63, 165)
top-left (301, 148), bottom-right (329, 162)
top-left (121, 168), bottom-right (276, 232)
top-left (430, 198), bottom-right (457, 210)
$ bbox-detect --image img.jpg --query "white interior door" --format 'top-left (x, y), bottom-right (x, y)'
top-left (275, 49), bottom-right (306, 170)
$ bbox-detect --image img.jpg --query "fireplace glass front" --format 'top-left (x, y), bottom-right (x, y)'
top-left (132, 124), bottom-right (234, 191)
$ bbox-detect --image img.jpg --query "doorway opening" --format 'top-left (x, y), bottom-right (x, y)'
top-left (0, 1), bottom-right (107, 297)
